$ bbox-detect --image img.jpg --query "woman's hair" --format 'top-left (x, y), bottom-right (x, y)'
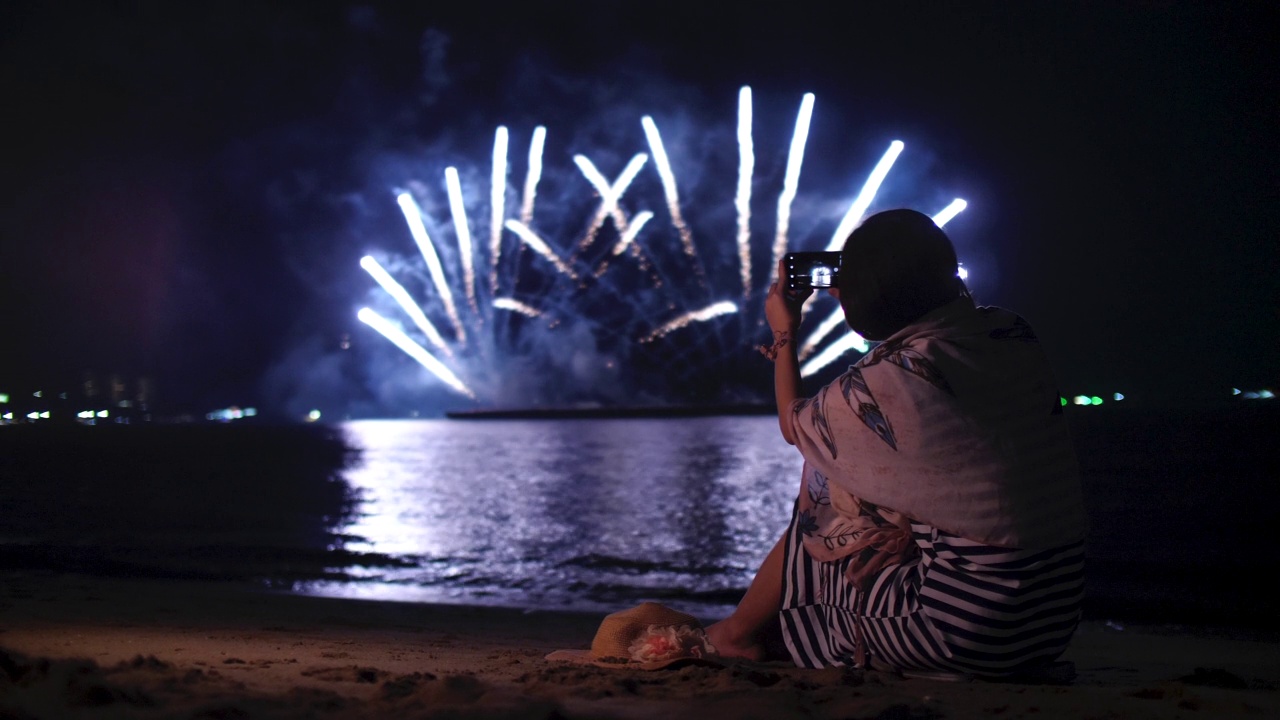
top-left (837, 208), bottom-right (967, 340)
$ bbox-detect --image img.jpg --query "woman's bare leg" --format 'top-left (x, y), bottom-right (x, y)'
top-left (705, 529), bottom-right (787, 661)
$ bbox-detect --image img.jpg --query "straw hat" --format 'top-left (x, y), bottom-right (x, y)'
top-left (545, 602), bottom-right (723, 670)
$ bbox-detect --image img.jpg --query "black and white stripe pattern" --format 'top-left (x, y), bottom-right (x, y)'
top-left (780, 503), bottom-right (1085, 675)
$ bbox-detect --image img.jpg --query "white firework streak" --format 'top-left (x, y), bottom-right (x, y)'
top-left (489, 126), bottom-right (508, 293)
top-left (800, 197), bottom-right (971, 366)
top-left (736, 85), bottom-right (754, 297)
top-left (360, 256), bottom-right (453, 358)
top-left (519, 126), bottom-right (546, 226)
top-left (797, 307), bottom-right (848, 362)
top-left (503, 219), bottom-right (578, 280)
top-left (640, 301), bottom-right (738, 343)
top-left (367, 88), bottom-right (971, 403)
top-left (395, 192), bottom-right (465, 343)
top-left (610, 210), bottom-right (653, 257)
top-left (826, 140), bottom-right (905, 250)
top-left (640, 116), bottom-right (698, 261)
top-left (800, 331), bottom-right (869, 378)
top-left (596, 210), bottom-right (654, 277)
top-left (573, 153), bottom-right (648, 252)
top-left (931, 198), bottom-right (968, 227)
top-left (771, 93), bottom-right (816, 283)
top-left (357, 308), bottom-right (475, 399)
top-left (444, 167), bottom-right (478, 314)
top-left (492, 297), bottom-right (542, 318)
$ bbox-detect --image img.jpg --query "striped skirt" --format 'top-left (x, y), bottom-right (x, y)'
top-left (779, 502), bottom-right (1085, 675)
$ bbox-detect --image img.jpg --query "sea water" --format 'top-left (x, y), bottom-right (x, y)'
top-left (300, 417), bottom-right (803, 616)
top-left (4, 406), bottom-right (1274, 628)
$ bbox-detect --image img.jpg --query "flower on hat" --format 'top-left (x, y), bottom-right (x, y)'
top-left (627, 624), bottom-right (718, 664)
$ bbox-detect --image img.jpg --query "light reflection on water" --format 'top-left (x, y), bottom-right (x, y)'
top-left (302, 417), bottom-right (801, 615)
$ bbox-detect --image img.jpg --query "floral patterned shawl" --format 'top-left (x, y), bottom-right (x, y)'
top-left (795, 460), bottom-right (918, 589)
top-left (789, 297), bottom-right (1087, 564)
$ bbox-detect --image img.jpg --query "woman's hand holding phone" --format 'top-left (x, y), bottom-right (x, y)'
top-left (766, 258), bottom-right (811, 334)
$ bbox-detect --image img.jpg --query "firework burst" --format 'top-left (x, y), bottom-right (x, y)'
top-left (357, 87), bottom-right (966, 408)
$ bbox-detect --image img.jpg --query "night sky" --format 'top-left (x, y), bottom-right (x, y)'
top-left (1, 2), bottom-right (1274, 417)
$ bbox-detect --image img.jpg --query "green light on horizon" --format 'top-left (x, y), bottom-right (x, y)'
top-left (1060, 397), bottom-right (1067, 406)
top-left (0, 393), bottom-right (8, 404)
top-left (1090, 396), bottom-right (1103, 405)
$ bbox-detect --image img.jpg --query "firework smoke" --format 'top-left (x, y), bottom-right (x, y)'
top-left (357, 86), bottom-right (966, 408)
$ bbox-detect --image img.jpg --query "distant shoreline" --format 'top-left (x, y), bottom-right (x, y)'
top-left (441, 400), bottom-right (1280, 421)
top-left (445, 404), bottom-right (775, 420)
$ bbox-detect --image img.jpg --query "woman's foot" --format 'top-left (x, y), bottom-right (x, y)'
top-left (705, 618), bottom-right (766, 662)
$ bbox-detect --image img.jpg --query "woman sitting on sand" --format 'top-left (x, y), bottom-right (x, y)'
top-left (706, 209), bottom-right (1087, 676)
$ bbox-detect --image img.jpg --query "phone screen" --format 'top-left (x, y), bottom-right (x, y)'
top-left (784, 252), bottom-right (841, 290)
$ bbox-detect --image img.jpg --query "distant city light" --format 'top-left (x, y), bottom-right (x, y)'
top-left (206, 406), bottom-right (257, 422)
top-left (96, 410), bottom-right (108, 418)
top-left (33, 391), bottom-right (42, 398)
top-left (0, 393), bottom-right (8, 404)
top-left (1237, 388), bottom-right (1275, 400)
top-left (2, 412), bottom-right (11, 421)
top-left (1065, 393), bottom-right (1129, 407)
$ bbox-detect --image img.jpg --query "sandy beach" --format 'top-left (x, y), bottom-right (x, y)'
top-left (2, 572), bottom-right (1276, 719)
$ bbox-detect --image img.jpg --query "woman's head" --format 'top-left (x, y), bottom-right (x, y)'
top-left (836, 208), bottom-right (966, 340)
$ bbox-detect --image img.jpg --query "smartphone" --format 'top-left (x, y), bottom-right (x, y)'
top-left (784, 251), bottom-right (842, 290)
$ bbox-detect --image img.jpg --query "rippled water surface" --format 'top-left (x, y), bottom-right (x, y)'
top-left (5, 406), bottom-right (1273, 628)
top-left (304, 417), bottom-right (802, 615)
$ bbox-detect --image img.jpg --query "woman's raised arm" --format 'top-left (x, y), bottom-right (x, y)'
top-left (759, 260), bottom-right (811, 445)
